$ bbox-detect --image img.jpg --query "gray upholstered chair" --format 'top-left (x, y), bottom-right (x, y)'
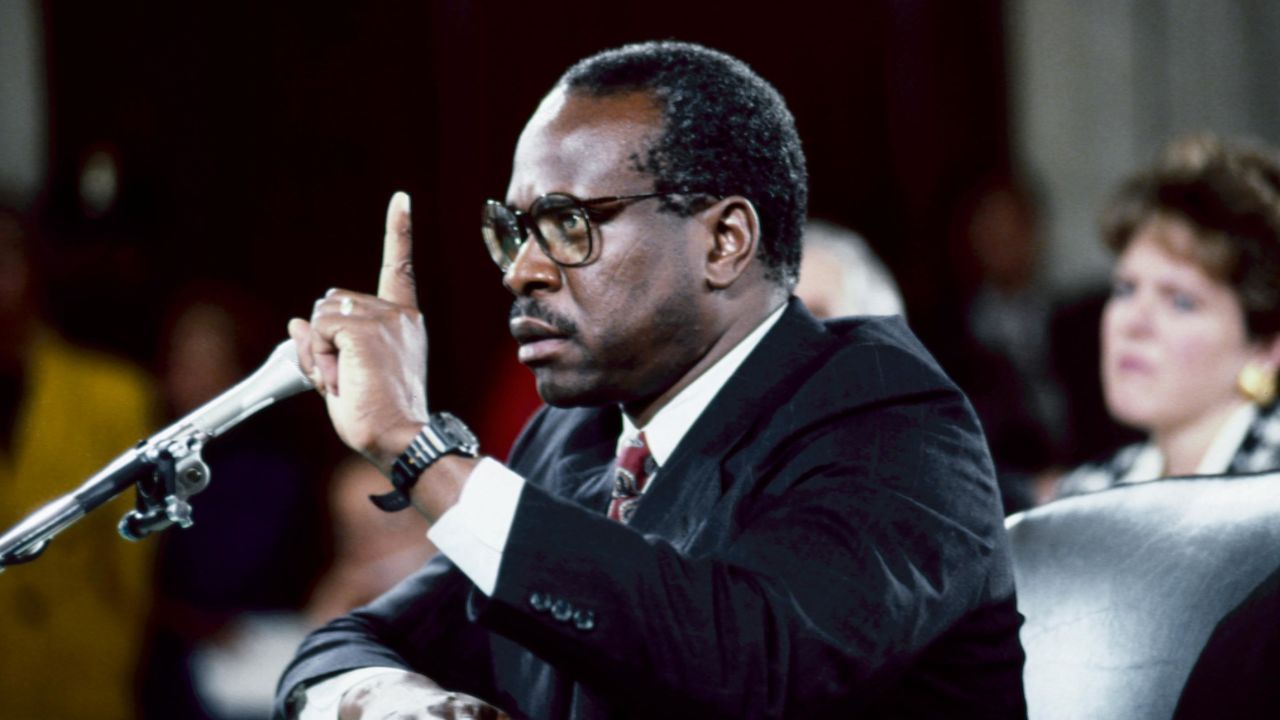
top-left (1006, 472), bottom-right (1280, 719)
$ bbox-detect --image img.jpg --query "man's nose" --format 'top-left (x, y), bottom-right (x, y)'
top-left (503, 237), bottom-right (562, 296)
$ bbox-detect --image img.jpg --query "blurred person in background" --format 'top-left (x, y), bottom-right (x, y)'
top-left (0, 204), bottom-right (157, 720)
top-left (793, 219), bottom-right (904, 319)
top-left (935, 174), bottom-right (1068, 511)
top-left (140, 283), bottom-right (328, 720)
top-left (305, 455), bottom-right (436, 625)
top-left (1056, 134), bottom-right (1280, 498)
top-left (160, 454), bottom-right (437, 720)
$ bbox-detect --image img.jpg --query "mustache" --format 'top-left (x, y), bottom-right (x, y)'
top-left (509, 298), bottom-right (578, 337)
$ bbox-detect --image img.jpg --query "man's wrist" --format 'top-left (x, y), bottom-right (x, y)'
top-left (410, 455), bottom-right (480, 523)
top-left (365, 420), bottom-right (428, 513)
top-left (371, 413), bottom-right (480, 514)
top-left (375, 421), bottom-right (428, 476)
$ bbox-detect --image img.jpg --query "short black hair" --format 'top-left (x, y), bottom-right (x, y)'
top-left (560, 40), bottom-right (808, 287)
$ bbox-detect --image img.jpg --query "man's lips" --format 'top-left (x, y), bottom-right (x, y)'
top-left (510, 316), bottom-right (567, 342)
top-left (510, 316), bottom-right (570, 363)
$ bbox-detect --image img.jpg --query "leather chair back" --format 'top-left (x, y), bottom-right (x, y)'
top-left (1005, 473), bottom-right (1280, 719)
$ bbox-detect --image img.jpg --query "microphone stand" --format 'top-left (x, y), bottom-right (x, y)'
top-left (0, 427), bottom-right (210, 569)
top-left (0, 339), bottom-right (311, 572)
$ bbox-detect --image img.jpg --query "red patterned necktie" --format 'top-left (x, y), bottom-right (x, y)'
top-left (608, 432), bottom-right (655, 524)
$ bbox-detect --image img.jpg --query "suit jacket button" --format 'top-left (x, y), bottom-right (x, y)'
top-left (572, 609), bottom-right (595, 632)
top-left (551, 598), bottom-right (573, 622)
top-left (528, 592), bottom-right (550, 612)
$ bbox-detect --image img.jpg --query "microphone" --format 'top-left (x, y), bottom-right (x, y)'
top-left (169, 336), bottom-right (315, 439)
top-left (0, 339), bottom-right (314, 566)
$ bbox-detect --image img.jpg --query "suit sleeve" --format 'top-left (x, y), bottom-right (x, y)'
top-left (274, 553), bottom-right (497, 718)
top-left (271, 411), bottom-right (565, 720)
top-left (467, 395), bottom-right (1012, 717)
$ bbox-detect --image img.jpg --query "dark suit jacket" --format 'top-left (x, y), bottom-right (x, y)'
top-left (277, 301), bottom-right (1027, 718)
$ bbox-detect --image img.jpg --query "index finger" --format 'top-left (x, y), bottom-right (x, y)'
top-left (377, 191), bottom-right (418, 308)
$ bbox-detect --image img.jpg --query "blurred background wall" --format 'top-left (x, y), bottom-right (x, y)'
top-left (1011, 0), bottom-right (1280, 292)
top-left (0, 0), bottom-right (44, 201)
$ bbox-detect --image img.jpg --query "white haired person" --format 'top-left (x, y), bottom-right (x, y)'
top-left (794, 219), bottom-right (904, 319)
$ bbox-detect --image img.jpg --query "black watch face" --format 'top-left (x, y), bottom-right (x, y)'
top-left (435, 413), bottom-right (479, 455)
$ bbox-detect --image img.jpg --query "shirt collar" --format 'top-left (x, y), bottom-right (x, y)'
top-left (1121, 401), bottom-right (1258, 483)
top-left (1197, 401), bottom-right (1257, 474)
top-left (619, 303), bottom-right (787, 465)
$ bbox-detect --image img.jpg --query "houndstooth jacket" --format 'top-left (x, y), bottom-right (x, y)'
top-left (1058, 401), bottom-right (1280, 498)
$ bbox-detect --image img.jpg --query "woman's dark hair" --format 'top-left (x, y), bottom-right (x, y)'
top-left (561, 41), bottom-right (808, 287)
top-left (1102, 134), bottom-right (1280, 339)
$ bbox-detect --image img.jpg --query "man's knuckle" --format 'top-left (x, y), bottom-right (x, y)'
top-left (398, 259), bottom-right (417, 281)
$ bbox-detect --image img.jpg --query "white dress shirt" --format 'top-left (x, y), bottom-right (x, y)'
top-left (297, 304), bottom-right (786, 718)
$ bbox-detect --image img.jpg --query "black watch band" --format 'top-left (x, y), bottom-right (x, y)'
top-left (370, 412), bottom-right (479, 512)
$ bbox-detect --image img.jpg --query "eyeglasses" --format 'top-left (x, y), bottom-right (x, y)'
top-left (481, 191), bottom-right (700, 271)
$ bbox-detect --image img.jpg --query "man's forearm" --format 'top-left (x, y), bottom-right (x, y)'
top-left (274, 552), bottom-right (488, 719)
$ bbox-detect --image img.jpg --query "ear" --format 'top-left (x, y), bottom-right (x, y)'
top-left (700, 196), bottom-right (760, 290)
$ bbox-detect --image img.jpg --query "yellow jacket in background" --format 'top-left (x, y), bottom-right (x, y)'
top-left (0, 331), bottom-right (157, 720)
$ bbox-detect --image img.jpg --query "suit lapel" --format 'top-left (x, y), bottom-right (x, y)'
top-left (626, 300), bottom-right (833, 542)
top-left (560, 416), bottom-right (620, 513)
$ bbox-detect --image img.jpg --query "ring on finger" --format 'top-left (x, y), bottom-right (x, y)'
top-left (339, 296), bottom-right (355, 316)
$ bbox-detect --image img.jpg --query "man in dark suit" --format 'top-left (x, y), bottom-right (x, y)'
top-left (279, 41), bottom-right (1026, 718)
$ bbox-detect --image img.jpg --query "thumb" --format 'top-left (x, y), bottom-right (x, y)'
top-left (378, 191), bottom-right (418, 308)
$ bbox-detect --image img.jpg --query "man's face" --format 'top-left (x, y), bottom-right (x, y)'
top-left (502, 88), bottom-right (709, 409)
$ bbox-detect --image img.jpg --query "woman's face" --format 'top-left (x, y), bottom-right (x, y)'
top-left (1102, 215), bottom-right (1264, 434)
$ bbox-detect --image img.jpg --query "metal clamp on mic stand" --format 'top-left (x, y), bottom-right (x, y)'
top-left (118, 428), bottom-right (212, 541)
top-left (0, 339), bottom-right (312, 572)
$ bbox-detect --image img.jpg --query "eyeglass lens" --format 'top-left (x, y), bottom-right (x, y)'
top-left (482, 195), bottom-right (593, 270)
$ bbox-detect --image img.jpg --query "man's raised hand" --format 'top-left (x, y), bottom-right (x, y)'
top-left (288, 191), bottom-right (429, 473)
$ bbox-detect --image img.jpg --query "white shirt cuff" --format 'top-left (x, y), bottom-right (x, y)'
top-left (296, 667), bottom-right (403, 719)
top-left (426, 456), bottom-right (525, 595)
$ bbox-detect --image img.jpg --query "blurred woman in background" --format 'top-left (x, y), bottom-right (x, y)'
top-left (1057, 134), bottom-right (1280, 497)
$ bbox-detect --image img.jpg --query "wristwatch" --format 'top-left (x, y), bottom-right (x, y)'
top-left (370, 412), bottom-right (480, 512)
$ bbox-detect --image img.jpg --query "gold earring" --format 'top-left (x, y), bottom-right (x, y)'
top-left (1238, 362), bottom-right (1277, 406)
